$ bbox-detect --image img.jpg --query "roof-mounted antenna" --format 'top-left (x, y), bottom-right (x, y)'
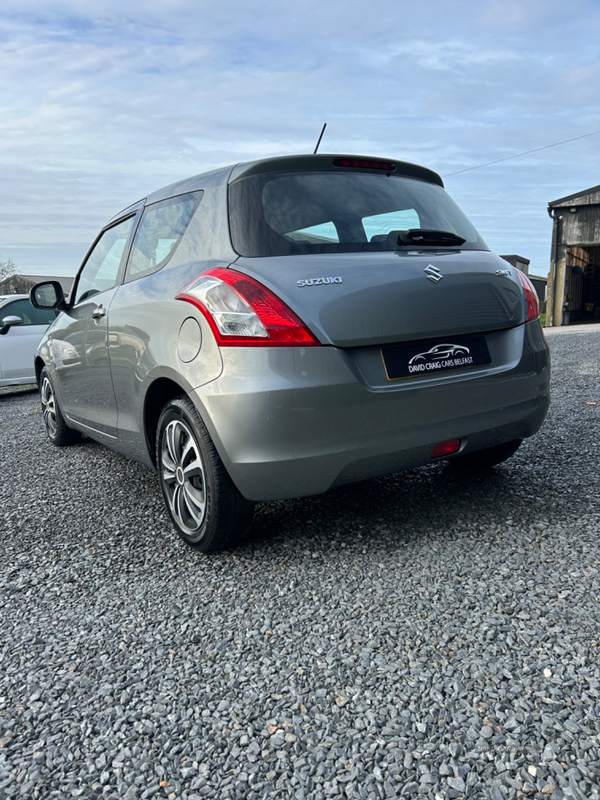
top-left (313, 123), bottom-right (327, 154)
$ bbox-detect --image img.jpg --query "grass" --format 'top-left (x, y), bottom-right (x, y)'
top-left (539, 313), bottom-right (546, 326)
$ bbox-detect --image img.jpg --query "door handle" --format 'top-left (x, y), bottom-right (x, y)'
top-left (92, 306), bottom-right (106, 319)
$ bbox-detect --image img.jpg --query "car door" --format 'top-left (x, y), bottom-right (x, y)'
top-left (0, 298), bottom-right (56, 384)
top-left (49, 214), bottom-right (138, 436)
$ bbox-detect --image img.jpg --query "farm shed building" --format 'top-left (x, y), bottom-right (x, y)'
top-left (547, 186), bottom-right (600, 326)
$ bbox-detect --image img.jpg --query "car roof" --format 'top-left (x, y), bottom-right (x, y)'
top-left (105, 153), bottom-right (446, 229)
top-left (0, 294), bottom-right (28, 305)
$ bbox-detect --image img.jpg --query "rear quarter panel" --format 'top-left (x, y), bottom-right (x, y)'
top-left (107, 261), bottom-right (225, 451)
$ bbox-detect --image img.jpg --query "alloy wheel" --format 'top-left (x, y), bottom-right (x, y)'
top-left (40, 376), bottom-right (58, 439)
top-left (161, 419), bottom-right (207, 534)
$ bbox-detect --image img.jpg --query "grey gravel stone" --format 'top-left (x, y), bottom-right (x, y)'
top-left (447, 775), bottom-right (466, 791)
top-left (1, 332), bottom-right (600, 800)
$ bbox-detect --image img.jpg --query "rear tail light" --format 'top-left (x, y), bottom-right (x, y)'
top-left (176, 268), bottom-right (320, 347)
top-left (516, 269), bottom-right (539, 321)
top-left (431, 439), bottom-right (461, 458)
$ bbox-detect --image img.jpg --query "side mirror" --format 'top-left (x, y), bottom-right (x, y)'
top-left (30, 281), bottom-right (68, 312)
top-left (0, 315), bottom-right (22, 336)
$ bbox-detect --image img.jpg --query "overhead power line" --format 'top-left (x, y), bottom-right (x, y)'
top-left (443, 128), bottom-right (600, 178)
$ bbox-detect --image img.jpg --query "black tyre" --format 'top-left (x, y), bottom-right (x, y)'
top-left (39, 367), bottom-right (82, 447)
top-left (156, 396), bottom-right (254, 552)
top-left (450, 439), bottom-right (523, 469)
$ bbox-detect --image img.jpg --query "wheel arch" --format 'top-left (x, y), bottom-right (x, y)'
top-left (34, 357), bottom-right (46, 386)
top-left (144, 377), bottom-right (188, 466)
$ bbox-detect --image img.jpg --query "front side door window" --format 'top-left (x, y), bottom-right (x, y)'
top-left (74, 216), bottom-right (136, 305)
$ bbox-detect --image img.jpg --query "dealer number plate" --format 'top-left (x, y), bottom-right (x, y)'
top-left (381, 334), bottom-right (492, 381)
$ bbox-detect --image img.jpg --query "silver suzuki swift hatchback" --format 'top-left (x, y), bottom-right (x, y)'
top-left (31, 154), bottom-right (550, 551)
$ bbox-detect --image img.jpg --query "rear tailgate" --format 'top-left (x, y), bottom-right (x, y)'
top-left (232, 250), bottom-right (526, 348)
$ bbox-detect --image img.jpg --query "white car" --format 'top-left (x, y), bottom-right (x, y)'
top-left (0, 294), bottom-right (56, 387)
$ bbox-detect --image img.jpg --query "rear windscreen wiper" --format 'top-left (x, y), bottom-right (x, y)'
top-left (397, 229), bottom-right (466, 247)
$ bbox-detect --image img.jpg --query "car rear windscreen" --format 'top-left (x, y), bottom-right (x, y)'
top-left (228, 171), bottom-right (487, 257)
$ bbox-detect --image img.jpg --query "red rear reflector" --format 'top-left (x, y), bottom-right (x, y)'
top-left (333, 157), bottom-right (396, 172)
top-left (431, 439), bottom-right (461, 458)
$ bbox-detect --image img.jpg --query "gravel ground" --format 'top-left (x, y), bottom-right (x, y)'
top-left (1, 330), bottom-right (599, 800)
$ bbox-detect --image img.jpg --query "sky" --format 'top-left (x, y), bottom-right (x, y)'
top-left (1, 0), bottom-right (600, 279)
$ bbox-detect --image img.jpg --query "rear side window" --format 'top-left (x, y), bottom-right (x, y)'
top-left (229, 171), bottom-right (486, 257)
top-left (125, 191), bottom-right (203, 282)
top-left (1, 298), bottom-right (55, 325)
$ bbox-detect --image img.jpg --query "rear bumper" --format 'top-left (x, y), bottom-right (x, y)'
top-left (190, 320), bottom-right (550, 501)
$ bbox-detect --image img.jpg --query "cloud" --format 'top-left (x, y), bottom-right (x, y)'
top-left (1, 0), bottom-right (600, 274)
top-left (367, 40), bottom-right (521, 71)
